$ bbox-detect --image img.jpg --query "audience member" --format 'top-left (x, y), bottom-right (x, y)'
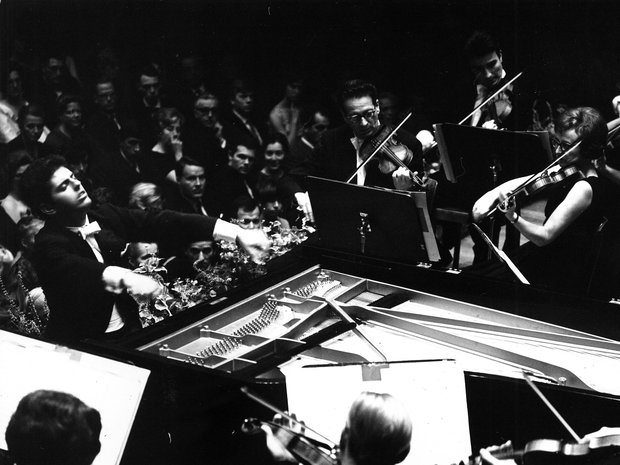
top-left (124, 242), bottom-right (160, 269)
top-left (206, 137), bottom-right (258, 219)
top-left (44, 94), bottom-right (98, 161)
top-left (1, 150), bottom-right (33, 253)
top-left (227, 79), bottom-right (266, 148)
top-left (287, 105), bottom-right (331, 169)
top-left (89, 122), bottom-right (144, 206)
top-left (163, 239), bottom-right (216, 281)
top-left (163, 157), bottom-right (209, 215)
top-left (269, 76), bottom-right (303, 144)
top-left (86, 78), bottom-right (127, 154)
top-left (128, 182), bottom-right (164, 211)
top-left (182, 92), bottom-right (232, 175)
top-left (233, 196), bottom-right (263, 230)
top-left (141, 107), bottom-right (184, 184)
top-left (7, 104), bottom-right (49, 161)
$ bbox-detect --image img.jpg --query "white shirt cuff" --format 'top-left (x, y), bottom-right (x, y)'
top-left (213, 219), bottom-right (242, 243)
top-left (102, 266), bottom-right (132, 294)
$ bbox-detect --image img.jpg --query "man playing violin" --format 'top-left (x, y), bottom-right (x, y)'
top-left (471, 107), bottom-right (610, 293)
top-left (284, 79), bottom-right (423, 220)
top-left (465, 31), bottom-right (527, 131)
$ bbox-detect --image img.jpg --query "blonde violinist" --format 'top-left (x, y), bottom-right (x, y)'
top-left (471, 107), bottom-right (610, 293)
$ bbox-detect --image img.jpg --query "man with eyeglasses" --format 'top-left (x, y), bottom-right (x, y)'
top-left (183, 93), bottom-right (233, 175)
top-left (86, 78), bottom-right (128, 155)
top-left (285, 79), bottom-right (423, 221)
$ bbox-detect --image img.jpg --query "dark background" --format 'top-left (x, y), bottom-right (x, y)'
top-left (2, 0), bottom-right (620, 123)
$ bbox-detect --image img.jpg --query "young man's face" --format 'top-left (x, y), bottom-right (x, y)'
top-left (185, 240), bottom-right (214, 263)
top-left (139, 75), bottom-right (161, 105)
top-left (470, 51), bottom-right (504, 88)
top-left (179, 164), bottom-right (206, 199)
top-left (61, 102), bottom-right (82, 129)
top-left (236, 207), bottom-right (262, 229)
top-left (47, 166), bottom-right (92, 214)
top-left (231, 91), bottom-right (254, 115)
top-left (228, 145), bottom-right (255, 175)
top-left (95, 82), bottom-right (117, 112)
top-left (194, 97), bottom-right (219, 129)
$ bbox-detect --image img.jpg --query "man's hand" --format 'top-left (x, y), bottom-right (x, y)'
top-left (237, 228), bottom-right (270, 263)
top-left (481, 120), bottom-right (499, 130)
top-left (392, 167), bottom-right (417, 191)
top-left (103, 266), bottom-right (163, 298)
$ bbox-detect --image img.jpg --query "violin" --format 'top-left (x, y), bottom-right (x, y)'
top-left (521, 165), bottom-right (584, 197)
top-left (241, 417), bottom-right (338, 465)
top-left (360, 124), bottom-right (415, 174)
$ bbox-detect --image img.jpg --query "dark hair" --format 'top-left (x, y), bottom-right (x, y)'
top-left (263, 133), bottom-right (289, 155)
top-left (138, 64), bottom-right (161, 81)
top-left (5, 390), bottom-right (102, 465)
top-left (174, 156), bottom-right (204, 179)
top-left (93, 77), bottom-right (114, 94)
top-left (119, 119), bottom-right (141, 141)
top-left (19, 156), bottom-right (67, 217)
top-left (6, 150), bottom-right (34, 184)
top-left (228, 134), bottom-right (259, 155)
top-left (233, 195), bottom-right (260, 214)
top-left (337, 80), bottom-right (378, 111)
top-left (230, 78), bottom-right (254, 99)
top-left (156, 107), bottom-right (184, 130)
top-left (465, 30), bottom-right (501, 60)
top-left (55, 94), bottom-right (82, 118)
top-left (556, 107), bottom-right (607, 160)
top-left (18, 104), bottom-right (45, 126)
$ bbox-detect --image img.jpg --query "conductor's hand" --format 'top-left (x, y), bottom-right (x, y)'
top-left (122, 271), bottom-right (163, 299)
top-left (237, 228), bottom-right (270, 263)
top-left (392, 167), bottom-right (417, 191)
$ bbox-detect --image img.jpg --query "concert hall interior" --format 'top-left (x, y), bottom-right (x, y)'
top-left (2, 1), bottom-right (620, 465)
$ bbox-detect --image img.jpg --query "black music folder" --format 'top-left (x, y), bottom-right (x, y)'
top-left (434, 123), bottom-right (553, 190)
top-left (306, 176), bottom-right (440, 264)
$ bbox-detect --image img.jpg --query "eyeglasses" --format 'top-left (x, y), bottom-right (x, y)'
top-left (551, 137), bottom-right (576, 154)
top-left (345, 108), bottom-right (378, 124)
top-left (188, 247), bottom-right (213, 254)
top-left (236, 218), bottom-right (262, 225)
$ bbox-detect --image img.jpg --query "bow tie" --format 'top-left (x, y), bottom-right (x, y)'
top-left (77, 221), bottom-right (101, 240)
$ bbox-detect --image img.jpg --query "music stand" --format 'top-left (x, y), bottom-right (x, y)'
top-left (306, 176), bottom-right (440, 264)
top-left (434, 123), bottom-right (553, 207)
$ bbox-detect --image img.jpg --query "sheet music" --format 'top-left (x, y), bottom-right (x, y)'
top-left (0, 331), bottom-right (150, 465)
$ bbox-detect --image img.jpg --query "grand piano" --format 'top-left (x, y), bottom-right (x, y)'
top-left (77, 236), bottom-right (620, 465)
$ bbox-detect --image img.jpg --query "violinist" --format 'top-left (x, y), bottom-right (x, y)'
top-left (465, 31), bottom-right (527, 131)
top-left (262, 391), bottom-right (413, 465)
top-left (283, 79), bottom-right (423, 220)
top-left (470, 107), bottom-right (609, 293)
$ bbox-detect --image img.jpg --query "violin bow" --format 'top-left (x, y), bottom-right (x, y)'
top-left (484, 140), bottom-right (582, 218)
top-left (523, 372), bottom-right (582, 443)
top-left (459, 71), bottom-right (524, 126)
top-left (240, 386), bottom-right (338, 448)
top-left (346, 112), bottom-right (412, 184)
top-left (470, 224), bottom-right (530, 284)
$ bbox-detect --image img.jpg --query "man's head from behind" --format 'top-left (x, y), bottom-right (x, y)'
top-left (20, 156), bottom-right (92, 219)
top-left (5, 390), bottom-right (102, 465)
top-left (465, 31), bottom-right (504, 88)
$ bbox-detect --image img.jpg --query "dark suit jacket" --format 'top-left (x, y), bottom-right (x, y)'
top-left (35, 204), bottom-right (217, 343)
top-left (226, 111), bottom-right (267, 148)
top-left (86, 110), bottom-right (128, 155)
top-left (205, 165), bottom-right (256, 220)
top-left (285, 124), bottom-right (423, 193)
top-left (89, 149), bottom-right (143, 206)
